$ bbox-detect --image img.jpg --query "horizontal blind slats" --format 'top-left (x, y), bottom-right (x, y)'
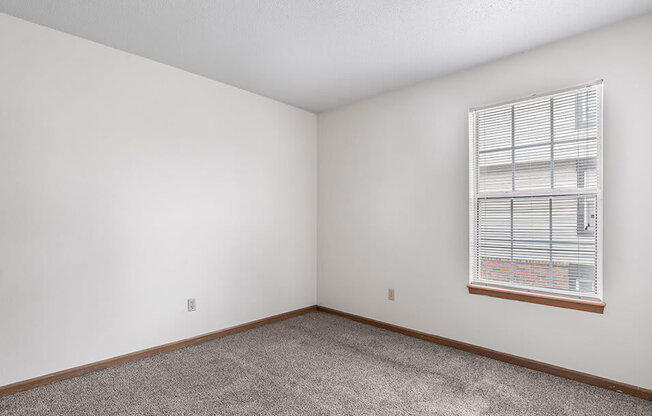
top-left (470, 83), bottom-right (602, 299)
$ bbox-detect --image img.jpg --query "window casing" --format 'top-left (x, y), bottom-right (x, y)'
top-left (469, 82), bottom-right (603, 301)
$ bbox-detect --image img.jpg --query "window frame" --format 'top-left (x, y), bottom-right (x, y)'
top-left (468, 81), bottom-right (604, 309)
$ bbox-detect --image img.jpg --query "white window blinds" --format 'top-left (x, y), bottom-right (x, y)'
top-left (469, 81), bottom-right (603, 300)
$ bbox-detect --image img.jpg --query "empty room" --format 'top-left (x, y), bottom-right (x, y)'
top-left (1, 1), bottom-right (651, 415)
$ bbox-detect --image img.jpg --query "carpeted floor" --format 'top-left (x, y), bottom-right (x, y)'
top-left (1, 312), bottom-right (650, 415)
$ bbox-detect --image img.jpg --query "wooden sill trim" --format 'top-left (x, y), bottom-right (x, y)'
top-left (467, 284), bottom-right (605, 313)
top-left (0, 305), bottom-right (317, 398)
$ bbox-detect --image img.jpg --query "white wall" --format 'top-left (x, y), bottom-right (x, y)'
top-left (318, 14), bottom-right (652, 389)
top-left (0, 14), bottom-right (316, 387)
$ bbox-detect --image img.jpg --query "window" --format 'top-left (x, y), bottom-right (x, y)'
top-left (468, 82), bottom-right (603, 307)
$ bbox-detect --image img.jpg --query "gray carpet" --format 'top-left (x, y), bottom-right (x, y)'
top-left (1, 312), bottom-right (650, 415)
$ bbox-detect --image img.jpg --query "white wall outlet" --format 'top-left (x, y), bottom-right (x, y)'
top-left (388, 288), bottom-right (395, 301)
top-left (187, 298), bottom-right (197, 312)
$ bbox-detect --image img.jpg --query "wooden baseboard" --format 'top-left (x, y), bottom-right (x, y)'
top-left (316, 305), bottom-right (651, 401)
top-left (0, 305), bottom-right (317, 398)
top-left (3, 304), bottom-right (649, 402)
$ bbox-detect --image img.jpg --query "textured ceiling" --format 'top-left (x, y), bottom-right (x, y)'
top-left (1, 1), bottom-right (651, 112)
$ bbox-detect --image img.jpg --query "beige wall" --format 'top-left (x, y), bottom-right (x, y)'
top-left (0, 14), bottom-right (317, 386)
top-left (318, 14), bottom-right (652, 389)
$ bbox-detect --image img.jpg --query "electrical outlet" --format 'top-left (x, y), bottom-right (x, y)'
top-left (187, 298), bottom-right (196, 312)
top-left (388, 288), bottom-right (395, 301)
